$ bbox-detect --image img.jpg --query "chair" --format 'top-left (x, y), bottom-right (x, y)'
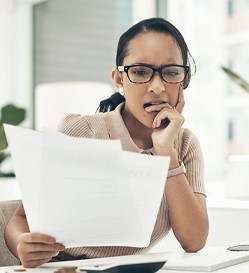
top-left (0, 200), bottom-right (21, 266)
top-left (35, 81), bottom-right (114, 131)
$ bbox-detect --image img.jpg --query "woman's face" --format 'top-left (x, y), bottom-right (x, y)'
top-left (113, 31), bottom-right (184, 129)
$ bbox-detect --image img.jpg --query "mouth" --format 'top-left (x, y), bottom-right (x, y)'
top-left (144, 101), bottom-right (166, 112)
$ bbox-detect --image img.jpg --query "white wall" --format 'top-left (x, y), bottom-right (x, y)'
top-left (0, 1), bottom-right (16, 105)
top-left (132, 0), bottom-right (156, 24)
top-left (0, 0), bottom-right (33, 125)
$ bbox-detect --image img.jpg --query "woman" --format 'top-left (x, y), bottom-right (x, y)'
top-left (5, 17), bottom-right (209, 267)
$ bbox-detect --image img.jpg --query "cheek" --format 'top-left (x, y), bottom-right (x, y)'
top-left (125, 91), bottom-right (143, 108)
top-left (124, 83), bottom-right (144, 102)
top-left (123, 87), bottom-right (146, 115)
top-left (167, 84), bottom-right (181, 105)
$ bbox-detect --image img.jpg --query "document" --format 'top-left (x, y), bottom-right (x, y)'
top-left (4, 124), bottom-right (170, 248)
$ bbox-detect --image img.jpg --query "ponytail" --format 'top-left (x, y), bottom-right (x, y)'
top-left (97, 92), bottom-right (125, 113)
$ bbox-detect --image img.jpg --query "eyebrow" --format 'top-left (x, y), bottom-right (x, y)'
top-left (130, 62), bottom-right (184, 67)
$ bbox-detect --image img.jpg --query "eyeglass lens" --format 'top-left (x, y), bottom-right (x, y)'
top-left (128, 65), bottom-right (186, 83)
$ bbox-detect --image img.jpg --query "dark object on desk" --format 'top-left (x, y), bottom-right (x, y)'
top-left (228, 245), bottom-right (249, 251)
top-left (79, 261), bottom-right (166, 273)
top-left (51, 251), bottom-right (86, 262)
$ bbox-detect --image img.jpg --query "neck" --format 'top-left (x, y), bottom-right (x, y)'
top-left (122, 109), bottom-right (153, 150)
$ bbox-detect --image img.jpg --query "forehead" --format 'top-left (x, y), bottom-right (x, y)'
top-left (124, 31), bottom-right (183, 65)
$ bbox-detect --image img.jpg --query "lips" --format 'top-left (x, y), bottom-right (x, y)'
top-left (144, 101), bottom-right (165, 109)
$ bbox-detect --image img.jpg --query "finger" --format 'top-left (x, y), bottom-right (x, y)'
top-left (19, 246), bottom-right (61, 267)
top-left (21, 249), bottom-right (59, 261)
top-left (22, 242), bottom-right (64, 252)
top-left (152, 109), bottom-right (172, 128)
top-left (175, 84), bottom-right (185, 114)
top-left (20, 233), bottom-right (57, 244)
top-left (17, 235), bottom-right (64, 261)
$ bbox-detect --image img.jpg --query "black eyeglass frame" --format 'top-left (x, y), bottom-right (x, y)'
top-left (118, 64), bottom-right (190, 84)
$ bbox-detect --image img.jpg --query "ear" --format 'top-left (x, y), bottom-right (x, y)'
top-left (183, 71), bottom-right (191, 89)
top-left (112, 68), bottom-right (123, 89)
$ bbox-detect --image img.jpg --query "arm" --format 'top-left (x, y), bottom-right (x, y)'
top-left (166, 174), bottom-right (208, 252)
top-left (148, 88), bottom-right (209, 252)
top-left (159, 141), bottom-right (208, 252)
top-left (166, 125), bottom-right (208, 252)
top-left (4, 202), bottom-right (65, 268)
top-left (153, 135), bottom-right (208, 252)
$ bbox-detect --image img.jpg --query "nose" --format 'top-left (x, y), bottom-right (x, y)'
top-left (147, 72), bottom-right (165, 94)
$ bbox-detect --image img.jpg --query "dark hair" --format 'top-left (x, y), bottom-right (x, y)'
top-left (97, 92), bottom-right (125, 113)
top-left (98, 17), bottom-right (195, 113)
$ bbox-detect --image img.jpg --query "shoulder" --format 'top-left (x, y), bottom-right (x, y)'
top-left (57, 112), bottom-right (110, 139)
top-left (57, 103), bottom-right (124, 139)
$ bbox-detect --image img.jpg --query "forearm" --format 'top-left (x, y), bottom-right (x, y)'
top-left (4, 210), bottom-right (30, 258)
top-left (166, 174), bottom-right (209, 252)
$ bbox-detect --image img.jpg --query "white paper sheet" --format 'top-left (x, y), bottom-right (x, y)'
top-left (4, 124), bottom-right (170, 248)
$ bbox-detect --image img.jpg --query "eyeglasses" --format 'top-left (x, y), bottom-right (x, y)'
top-left (118, 64), bottom-right (190, 84)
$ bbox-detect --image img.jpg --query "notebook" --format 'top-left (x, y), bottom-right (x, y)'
top-left (162, 247), bottom-right (249, 272)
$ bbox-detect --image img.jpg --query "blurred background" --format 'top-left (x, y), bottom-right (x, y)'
top-left (1, 0), bottom-right (249, 200)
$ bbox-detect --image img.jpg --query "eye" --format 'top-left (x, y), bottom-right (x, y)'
top-left (164, 69), bottom-right (180, 77)
top-left (134, 70), bottom-right (147, 76)
top-left (130, 66), bottom-right (151, 77)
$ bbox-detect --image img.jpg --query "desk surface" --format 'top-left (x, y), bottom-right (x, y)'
top-left (1, 249), bottom-right (249, 273)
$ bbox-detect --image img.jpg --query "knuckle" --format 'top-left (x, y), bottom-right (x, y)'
top-left (181, 116), bottom-right (185, 124)
top-left (53, 251), bottom-right (60, 257)
top-left (17, 233), bottom-right (27, 243)
top-left (16, 242), bottom-right (25, 254)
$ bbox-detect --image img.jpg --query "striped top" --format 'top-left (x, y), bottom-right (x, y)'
top-left (57, 102), bottom-right (205, 258)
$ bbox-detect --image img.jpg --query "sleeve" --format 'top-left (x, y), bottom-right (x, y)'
top-left (57, 114), bottom-right (94, 139)
top-left (178, 128), bottom-right (206, 196)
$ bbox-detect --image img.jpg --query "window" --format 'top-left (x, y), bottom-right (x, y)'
top-left (33, 0), bottom-right (132, 86)
top-left (165, 0), bottom-right (249, 198)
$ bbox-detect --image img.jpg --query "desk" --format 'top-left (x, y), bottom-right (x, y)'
top-left (1, 250), bottom-right (249, 273)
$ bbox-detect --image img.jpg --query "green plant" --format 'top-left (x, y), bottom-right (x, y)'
top-left (221, 66), bottom-right (249, 92)
top-left (0, 104), bottom-right (26, 177)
